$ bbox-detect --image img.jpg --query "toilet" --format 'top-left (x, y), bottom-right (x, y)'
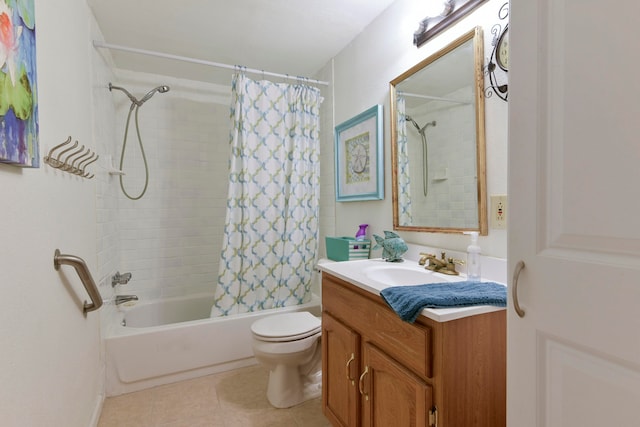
top-left (251, 311), bottom-right (322, 408)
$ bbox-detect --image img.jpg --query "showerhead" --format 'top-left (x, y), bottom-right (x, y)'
top-left (108, 83), bottom-right (170, 106)
top-left (420, 120), bottom-right (436, 134)
top-left (404, 115), bottom-right (436, 135)
top-left (139, 85), bottom-right (171, 104)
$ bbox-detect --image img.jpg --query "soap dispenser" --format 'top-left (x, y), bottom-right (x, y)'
top-left (464, 231), bottom-right (481, 281)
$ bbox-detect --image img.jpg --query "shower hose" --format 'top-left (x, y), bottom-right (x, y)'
top-left (119, 103), bottom-right (149, 200)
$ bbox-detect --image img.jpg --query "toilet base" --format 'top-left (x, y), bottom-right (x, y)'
top-left (266, 366), bottom-right (322, 409)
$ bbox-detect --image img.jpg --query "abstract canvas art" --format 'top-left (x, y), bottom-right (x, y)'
top-left (0, 0), bottom-right (38, 167)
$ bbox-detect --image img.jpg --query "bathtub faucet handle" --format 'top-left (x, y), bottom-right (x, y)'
top-left (112, 271), bottom-right (132, 287)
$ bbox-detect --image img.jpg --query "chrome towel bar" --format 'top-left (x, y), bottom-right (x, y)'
top-left (54, 249), bottom-right (103, 314)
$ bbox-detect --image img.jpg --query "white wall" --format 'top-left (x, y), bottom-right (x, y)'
top-left (0, 1), bottom-right (104, 425)
top-left (324, 0), bottom-right (508, 258)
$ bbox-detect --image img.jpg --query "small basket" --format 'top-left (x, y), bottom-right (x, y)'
top-left (325, 236), bottom-right (371, 261)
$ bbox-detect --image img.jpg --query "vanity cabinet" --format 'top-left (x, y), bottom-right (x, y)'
top-left (321, 272), bottom-right (505, 427)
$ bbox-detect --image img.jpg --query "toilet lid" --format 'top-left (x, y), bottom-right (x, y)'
top-left (251, 312), bottom-right (321, 342)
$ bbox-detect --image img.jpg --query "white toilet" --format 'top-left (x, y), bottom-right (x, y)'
top-left (251, 311), bottom-right (322, 408)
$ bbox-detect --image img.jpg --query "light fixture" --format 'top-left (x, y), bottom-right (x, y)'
top-left (413, 0), bottom-right (455, 46)
top-left (413, 0), bottom-right (489, 48)
top-left (421, 0), bottom-right (454, 18)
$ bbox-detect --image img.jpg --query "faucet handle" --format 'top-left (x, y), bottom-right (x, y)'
top-left (112, 271), bottom-right (132, 287)
top-left (443, 258), bottom-right (465, 275)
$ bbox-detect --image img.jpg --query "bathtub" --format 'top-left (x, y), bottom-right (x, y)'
top-left (104, 292), bottom-right (322, 396)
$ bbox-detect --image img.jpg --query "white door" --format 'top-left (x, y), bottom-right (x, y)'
top-left (508, 1), bottom-right (640, 426)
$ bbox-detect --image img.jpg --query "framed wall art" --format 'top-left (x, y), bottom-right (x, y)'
top-left (0, 0), bottom-right (39, 167)
top-left (334, 104), bottom-right (383, 202)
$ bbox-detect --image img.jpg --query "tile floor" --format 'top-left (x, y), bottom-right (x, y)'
top-left (98, 365), bottom-right (332, 427)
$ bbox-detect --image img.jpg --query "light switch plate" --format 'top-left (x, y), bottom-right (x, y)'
top-left (490, 195), bottom-right (507, 229)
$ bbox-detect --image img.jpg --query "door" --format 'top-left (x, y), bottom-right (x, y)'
top-left (509, 1), bottom-right (640, 426)
top-left (322, 312), bottom-right (360, 427)
top-left (361, 344), bottom-right (432, 427)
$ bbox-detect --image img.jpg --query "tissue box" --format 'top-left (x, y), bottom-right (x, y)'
top-left (325, 236), bottom-right (371, 261)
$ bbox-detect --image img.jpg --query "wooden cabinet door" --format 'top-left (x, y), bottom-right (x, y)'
top-left (322, 312), bottom-right (360, 427)
top-left (361, 344), bottom-right (432, 427)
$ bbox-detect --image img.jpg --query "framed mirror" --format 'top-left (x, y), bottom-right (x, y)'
top-left (390, 27), bottom-right (488, 235)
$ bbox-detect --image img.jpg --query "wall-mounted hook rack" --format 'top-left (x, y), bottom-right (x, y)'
top-left (43, 136), bottom-right (99, 179)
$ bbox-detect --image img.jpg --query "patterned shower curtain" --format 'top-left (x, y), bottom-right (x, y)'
top-left (211, 72), bottom-right (322, 317)
top-left (397, 95), bottom-right (413, 225)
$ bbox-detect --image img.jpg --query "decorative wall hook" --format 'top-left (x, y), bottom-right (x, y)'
top-left (43, 136), bottom-right (99, 179)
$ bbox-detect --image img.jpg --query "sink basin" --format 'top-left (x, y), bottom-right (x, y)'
top-left (362, 264), bottom-right (454, 286)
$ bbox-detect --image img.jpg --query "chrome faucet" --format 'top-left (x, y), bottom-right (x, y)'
top-left (112, 271), bottom-right (132, 287)
top-left (114, 295), bottom-right (138, 305)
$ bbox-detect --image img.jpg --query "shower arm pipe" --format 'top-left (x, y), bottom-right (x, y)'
top-left (399, 91), bottom-right (471, 105)
top-left (93, 40), bottom-right (330, 87)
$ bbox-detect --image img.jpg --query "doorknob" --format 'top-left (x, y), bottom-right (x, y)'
top-left (512, 260), bottom-right (525, 318)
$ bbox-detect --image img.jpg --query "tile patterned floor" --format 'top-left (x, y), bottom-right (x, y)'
top-left (98, 365), bottom-right (331, 427)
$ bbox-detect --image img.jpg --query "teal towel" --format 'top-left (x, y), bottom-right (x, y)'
top-left (380, 281), bottom-right (507, 323)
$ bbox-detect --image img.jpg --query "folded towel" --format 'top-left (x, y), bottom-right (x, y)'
top-left (380, 281), bottom-right (507, 323)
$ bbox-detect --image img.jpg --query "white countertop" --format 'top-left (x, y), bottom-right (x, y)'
top-left (318, 258), bottom-right (506, 323)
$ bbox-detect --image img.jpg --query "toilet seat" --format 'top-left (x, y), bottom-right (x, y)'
top-left (251, 312), bottom-right (321, 342)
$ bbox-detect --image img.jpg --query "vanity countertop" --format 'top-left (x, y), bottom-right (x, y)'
top-left (318, 258), bottom-right (506, 323)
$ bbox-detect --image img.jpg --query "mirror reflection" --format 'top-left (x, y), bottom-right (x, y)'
top-left (390, 26), bottom-right (487, 235)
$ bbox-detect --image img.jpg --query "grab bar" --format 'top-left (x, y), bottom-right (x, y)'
top-left (53, 249), bottom-right (103, 314)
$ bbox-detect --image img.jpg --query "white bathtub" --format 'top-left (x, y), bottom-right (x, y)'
top-left (104, 292), bottom-right (321, 396)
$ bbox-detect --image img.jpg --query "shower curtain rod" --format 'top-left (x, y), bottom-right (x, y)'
top-left (93, 40), bottom-right (330, 87)
top-left (400, 91), bottom-right (471, 105)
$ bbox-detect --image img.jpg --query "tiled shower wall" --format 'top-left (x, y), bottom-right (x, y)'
top-left (406, 86), bottom-right (478, 228)
top-left (95, 69), bottom-right (331, 301)
top-left (98, 70), bottom-right (231, 299)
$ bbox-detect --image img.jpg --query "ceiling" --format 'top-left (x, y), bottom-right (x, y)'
top-left (88, 0), bottom-right (397, 85)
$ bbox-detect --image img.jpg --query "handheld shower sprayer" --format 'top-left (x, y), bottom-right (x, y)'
top-left (403, 114), bottom-right (437, 197)
top-left (108, 82), bottom-right (170, 200)
top-left (139, 85), bottom-right (170, 104)
top-left (109, 83), bottom-right (170, 107)
top-left (404, 115), bottom-right (436, 135)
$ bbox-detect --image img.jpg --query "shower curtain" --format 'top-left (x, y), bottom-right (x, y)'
top-left (211, 72), bottom-right (322, 317)
top-left (397, 95), bottom-right (414, 225)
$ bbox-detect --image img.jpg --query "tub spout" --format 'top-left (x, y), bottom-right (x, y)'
top-left (115, 295), bottom-right (138, 305)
